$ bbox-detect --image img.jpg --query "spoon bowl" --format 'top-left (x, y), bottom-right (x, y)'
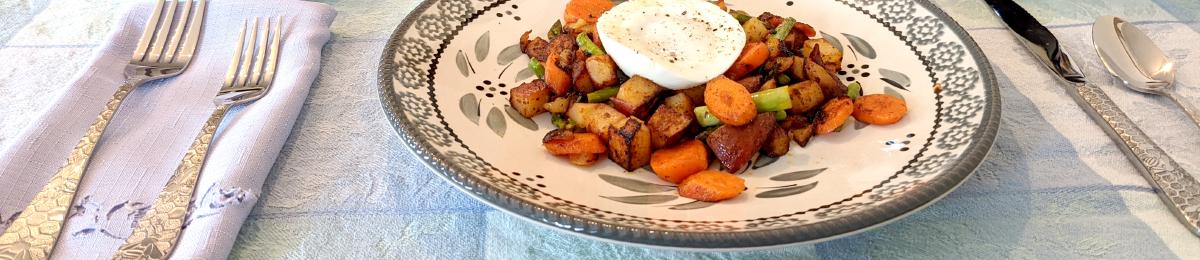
top-left (1093, 16), bottom-right (1200, 128)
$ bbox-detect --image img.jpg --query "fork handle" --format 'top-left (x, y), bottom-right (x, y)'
top-left (0, 80), bottom-right (140, 259)
top-left (113, 104), bottom-right (230, 260)
top-left (1071, 82), bottom-right (1200, 236)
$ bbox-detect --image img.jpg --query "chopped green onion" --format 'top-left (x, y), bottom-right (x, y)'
top-left (694, 106), bottom-right (723, 127)
top-left (576, 33), bottom-right (605, 56)
top-left (750, 87), bottom-right (793, 112)
top-left (586, 87), bottom-right (619, 103)
top-left (730, 10), bottom-right (752, 24)
top-left (529, 59), bottom-right (545, 79)
top-left (775, 110), bottom-right (788, 120)
top-left (776, 74), bottom-right (792, 85)
top-left (847, 82), bottom-right (862, 100)
top-left (774, 17), bottom-right (796, 40)
top-left (548, 20), bottom-right (563, 39)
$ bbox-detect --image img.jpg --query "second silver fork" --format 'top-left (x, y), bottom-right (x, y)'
top-left (113, 17), bottom-right (283, 260)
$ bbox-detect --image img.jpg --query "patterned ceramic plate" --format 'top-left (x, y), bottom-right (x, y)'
top-left (379, 0), bottom-right (999, 249)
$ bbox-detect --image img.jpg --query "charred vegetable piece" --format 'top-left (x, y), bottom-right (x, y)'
top-left (788, 80), bottom-right (824, 113)
top-left (543, 130), bottom-right (607, 155)
top-left (663, 92), bottom-right (696, 113)
top-left (520, 31), bottom-right (551, 61)
top-left (564, 0), bottom-right (614, 24)
top-left (725, 42), bottom-right (769, 79)
top-left (529, 59), bottom-right (546, 79)
top-left (567, 103), bottom-right (625, 138)
top-left (510, 80), bottom-right (552, 118)
top-left (761, 125), bottom-right (791, 157)
top-left (544, 54), bottom-right (572, 96)
top-left (780, 115), bottom-right (814, 147)
top-left (576, 33), bottom-right (605, 56)
top-left (814, 96), bottom-right (853, 135)
top-left (853, 94), bottom-right (908, 125)
top-left (586, 87), bottom-right (619, 103)
top-left (647, 106), bottom-right (694, 149)
top-left (548, 20), bottom-right (563, 39)
top-left (704, 76), bottom-right (758, 126)
top-left (611, 76), bottom-right (665, 118)
top-left (608, 117), bottom-right (652, 171)
top-left (650, 140), bottom-right (710, 184)
top-left (750, 86), bottom-right (792, 112)
top-left (548, 34), bottom-right (577, 68)
top-left (706, 113), bottom-right (777, 173)
top-left (678, 171), bottom-right (745, 202)
top-left (585, 55), bottom-right (619, 87)
top-left (570, 50), bottom-right (596, 93)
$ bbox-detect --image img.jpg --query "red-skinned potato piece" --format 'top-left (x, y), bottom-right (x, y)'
top-left (705, 113), bottom-right (777, 173)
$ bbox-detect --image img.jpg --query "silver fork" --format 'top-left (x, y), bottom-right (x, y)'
top-left (113, 17), bottom-right (282, 260)
top-left (0, 1), bottom-right (206, 259)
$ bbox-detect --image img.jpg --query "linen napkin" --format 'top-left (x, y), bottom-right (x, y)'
top-left (0, 0), bottom-right (334, 259)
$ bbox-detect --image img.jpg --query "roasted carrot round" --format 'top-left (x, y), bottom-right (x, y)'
top-left (815, 96), bottom-right (853, 135)
top-left (724, 42), bottom-right (769, 79)
top-left (853, 94), bottom-right (908, 125)
top-left (678, 170), bottom-right (745, 202)
top-left (543, 133), bottom-right (607, 155)
top-left (704, 76), bottom-right (757, 126)
top-left (564, 0), bottom-right (614, 24)
top-left (650, 140), bottom-right (709, 184)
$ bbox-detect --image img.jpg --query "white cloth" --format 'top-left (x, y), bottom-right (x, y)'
top-left (0, 0), bottom-right (334, 259)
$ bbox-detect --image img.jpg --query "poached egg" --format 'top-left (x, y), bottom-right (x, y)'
top-left (596, 0), bottom-right (746, 90)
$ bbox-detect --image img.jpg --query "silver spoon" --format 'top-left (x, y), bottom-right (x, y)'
top-left (1093, 16), bottom-right (1200, 129)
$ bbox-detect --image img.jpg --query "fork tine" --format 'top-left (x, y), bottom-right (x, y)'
top-left (163, 0), bottom-right (192, 63)
top-left (132, 0), bottom-right (166, 61)
top-left (147, 0), bottom-right (178, 63)
top-left (249, 17), bottom-right (271, 86)
top-left (234, 18), bottom-right (259, 87)
top-left (177, 0), bottom-right (206, 63)
top-left (223, 20), bottom-right (249, 88)
top-left (260, 16), bottom-right (283, 88)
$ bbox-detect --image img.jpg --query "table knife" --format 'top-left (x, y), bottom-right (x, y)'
top-left (985, 0), bottom-right (1200, 236)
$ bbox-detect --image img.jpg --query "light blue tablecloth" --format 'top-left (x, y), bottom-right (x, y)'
top-left (2, 0), bottom-right (1199, 258)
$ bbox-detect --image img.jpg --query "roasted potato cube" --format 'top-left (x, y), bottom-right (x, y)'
top-left (791, 122), bottom-right (815, 147)
top-left (519, 31), bottom-right (550, 62)
top-left (548, 33), bottom-right (577, 69)
top-left (510, 80), bottom-right (552, 118)
top-left (608, 117), bottom-right (652, 171)
top-left (705, 113), bottom-right (777, 173)
top-left (766, 37), bottom-right (783, 59)
top-left (662, 92), bottom-right (695, 113)
top-left (679, 84), bottom-right (707, 106)
top-left (647, 106), bottom-right (694, 149)
top-left (736, 75), bottom-right (763, 93)
top-left (611, 76), bottom-right (665, 118)
top-left (570, 52), bottom-right (596, 93)
top-left (586, 55), bottom-right (619, 87)
top-left (743, 18), bottom-right (769, 43)
top-left (761, 126), bottom-right (791, 157)
top-left (788, 80), bottom-right (825, 113)
top-left (803, 39), bottom-right (843, 72)
top-left (805, 55), bottom-right (847, 99)
top-left (566, 103), bottom-right (625, 138)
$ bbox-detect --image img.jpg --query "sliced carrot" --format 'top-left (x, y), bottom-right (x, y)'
top-left (650, 140), bottom-right (709, 184)
top-left (815, 96), bottom-right (853, 135)
top-left (678, 170), bottom-right (745, 202)
top-left (724, 42), bottom-right (769, 79)
top-left (543, 132), bottom-right (607, 155)
top-left (544, 54), bottom-right (572, 96)
top-left (704, 76), bottom-right (757, 126)
top-left (564, 0), bottom-right (614, 24)
top-left (853, 94), bottom-right (908, 125)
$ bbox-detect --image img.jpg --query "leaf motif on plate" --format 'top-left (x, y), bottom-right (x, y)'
top-left (497, 44), bottom-right (523, 65)
top-left (475, 31), bottom-right (490, 62)
top-left (601, 194), bottom-right (678, 205)
top-left (486, 107), bottom-right (506, 137)
top-left (599, 174), bottom-right (675, 193)
top-left (841, 33), bottom-right (876, 59)
top-left (459, 94), bottom-right (480, 124)
top-left (879, 68), bottom-right (911, 91)
top-left (456, 50), bottom-right (471, 77)
top-left (751, 155), bottom-right (779, 170)
top-left (819, 31), bottom-right (844, 54)
top-left (756, 182), bottom-right (818, 198)
top-left (504, 105), bottom-right (538, 130)
top-left (669, 200), bottom-right (715, 210)
top-left (885, 87), bottom-right (905, 102)
top-left (770, 168), bottom-right (826, 181)
top-left (514, 67), bottom-right (534, 82)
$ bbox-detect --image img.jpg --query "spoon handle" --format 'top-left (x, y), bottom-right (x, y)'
top-left (1165, 92), bottom-right (1200, 130)
top-left (1071, 82), bottom-right (1200, 236)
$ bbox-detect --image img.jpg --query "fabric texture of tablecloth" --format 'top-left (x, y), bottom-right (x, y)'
top-left (1, 0), bottom-right (1199, 259)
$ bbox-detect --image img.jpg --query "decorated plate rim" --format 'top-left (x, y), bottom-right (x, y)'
top-left (377, 0), bottom-right (1001, 249)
